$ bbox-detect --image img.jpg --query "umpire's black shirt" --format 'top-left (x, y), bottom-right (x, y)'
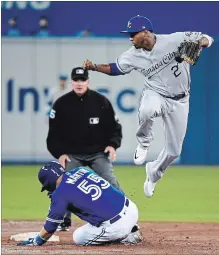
top-left (47, 89), bottom-right (122, 159)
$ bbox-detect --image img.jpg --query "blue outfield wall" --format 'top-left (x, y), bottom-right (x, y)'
top-left (181, 37), bottom-right (219, 165)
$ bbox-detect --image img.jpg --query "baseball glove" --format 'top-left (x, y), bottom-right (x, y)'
top-left (175, 41), bottom-right (202, 65)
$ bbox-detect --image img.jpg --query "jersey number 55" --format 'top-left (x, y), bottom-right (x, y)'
top-left (77, 174), bottom-right (110, 201)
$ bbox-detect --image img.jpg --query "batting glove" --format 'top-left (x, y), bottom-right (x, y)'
top-left (17, 238), bottom-right (37, 246)
top-left (17, 235), bottom-right (47, 246)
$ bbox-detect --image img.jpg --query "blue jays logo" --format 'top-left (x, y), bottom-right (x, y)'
top-left (127, 21), bottom-right (132, 28)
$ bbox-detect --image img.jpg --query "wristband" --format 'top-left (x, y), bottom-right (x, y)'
top-left (34, 234), bottom-right (47, 246)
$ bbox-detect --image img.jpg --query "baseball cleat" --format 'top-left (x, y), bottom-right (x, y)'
top-left (120, 224), bottom-right (143, 245)
top-left (133, 145), bottom-right (148, 165)
top-left (57, 218), bottom-right (71, 231)
top-left (144, 163), bottom-right (156, 198)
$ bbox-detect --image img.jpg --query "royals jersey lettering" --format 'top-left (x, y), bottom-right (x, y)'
top-left (116, 32), bottom-right (202, 97)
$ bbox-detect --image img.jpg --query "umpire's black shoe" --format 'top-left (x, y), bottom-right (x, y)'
top-left (57, 218), bottom-right (71, 232)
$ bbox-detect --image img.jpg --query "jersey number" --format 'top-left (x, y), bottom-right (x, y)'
top-left (171, 63), bottom-right (181, 77)
top-left (77, 174), bottom-right (110, 201)
top-left (49, 109), bottom-right (56, 119)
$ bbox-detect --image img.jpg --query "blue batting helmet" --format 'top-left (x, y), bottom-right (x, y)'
top-left (38, 161), bottom-right (65, 192)
top-left (121, 15), bottom-right (153, 33)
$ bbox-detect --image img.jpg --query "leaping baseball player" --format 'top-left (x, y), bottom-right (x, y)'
top-left (17, 161), bottom-right (142, 246)
top-left (83, 15), bottom-right (214, 198)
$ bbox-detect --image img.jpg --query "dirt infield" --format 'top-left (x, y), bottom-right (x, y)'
top-left (2, 220), bottom-right (219, 255)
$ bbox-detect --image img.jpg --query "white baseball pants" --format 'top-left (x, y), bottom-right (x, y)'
top-left (73, 199), bottom-right (138, 245)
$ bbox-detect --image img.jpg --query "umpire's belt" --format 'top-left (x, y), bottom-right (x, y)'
top-left (109, 198), bottom-right (129, 224)
top-left (162, 93), bottom-right (186, 101)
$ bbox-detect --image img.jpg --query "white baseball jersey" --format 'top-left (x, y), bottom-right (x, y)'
top-left (116, 32), bottom-right (203, 97)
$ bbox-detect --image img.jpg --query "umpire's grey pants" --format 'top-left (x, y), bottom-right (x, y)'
top-left (64, 151), bottom-right (123, 220)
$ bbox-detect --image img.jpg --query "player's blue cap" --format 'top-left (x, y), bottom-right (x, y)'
top-left (59, 74), bottom-right (68, 80)
top-left (120, 15), bottom-right (153, 33)
top-left (38, 161), bottom-right (65, 192)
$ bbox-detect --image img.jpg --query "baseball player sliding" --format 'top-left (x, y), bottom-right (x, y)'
top-left (18, 161), bottom-right (142, 246)
top-left (83, 15), bottom-right (214, 198)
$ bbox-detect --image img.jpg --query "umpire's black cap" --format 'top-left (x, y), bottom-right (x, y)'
top-left (71, 67), bottom-right (89, 81)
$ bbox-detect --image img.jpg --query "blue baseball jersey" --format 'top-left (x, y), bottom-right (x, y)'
top-left (44, 167), bottom-right (125, 233)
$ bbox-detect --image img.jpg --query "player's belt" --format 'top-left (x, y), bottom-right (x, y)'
top-left (163, 93), bottom-right (186, 101)
top-left (109, 198), bottom-right (129, 224)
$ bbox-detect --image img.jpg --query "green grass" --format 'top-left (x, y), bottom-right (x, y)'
top-left (2, 165), bottom-right (219, 222)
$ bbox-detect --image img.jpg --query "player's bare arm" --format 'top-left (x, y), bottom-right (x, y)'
top-left (83, 60), bottom-right (124, 76)
top-left (39, 227), bottom-right (54, 240)
top-left (83, 60), bottom-right (110, 73)
top-left (37, 227), bottom-right (54, 242)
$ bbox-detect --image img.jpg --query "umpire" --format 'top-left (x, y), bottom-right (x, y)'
top-left (46, 67), bottom-right (123, 230)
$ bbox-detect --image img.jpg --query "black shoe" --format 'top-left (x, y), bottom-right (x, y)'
top-left (57, 218), bottom-right (71, 232)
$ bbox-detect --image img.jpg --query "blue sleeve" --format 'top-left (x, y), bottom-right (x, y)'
top-left (44, 194), bottom-right (67, 233)
top-left (109, 63), bottom-right (125, 76)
